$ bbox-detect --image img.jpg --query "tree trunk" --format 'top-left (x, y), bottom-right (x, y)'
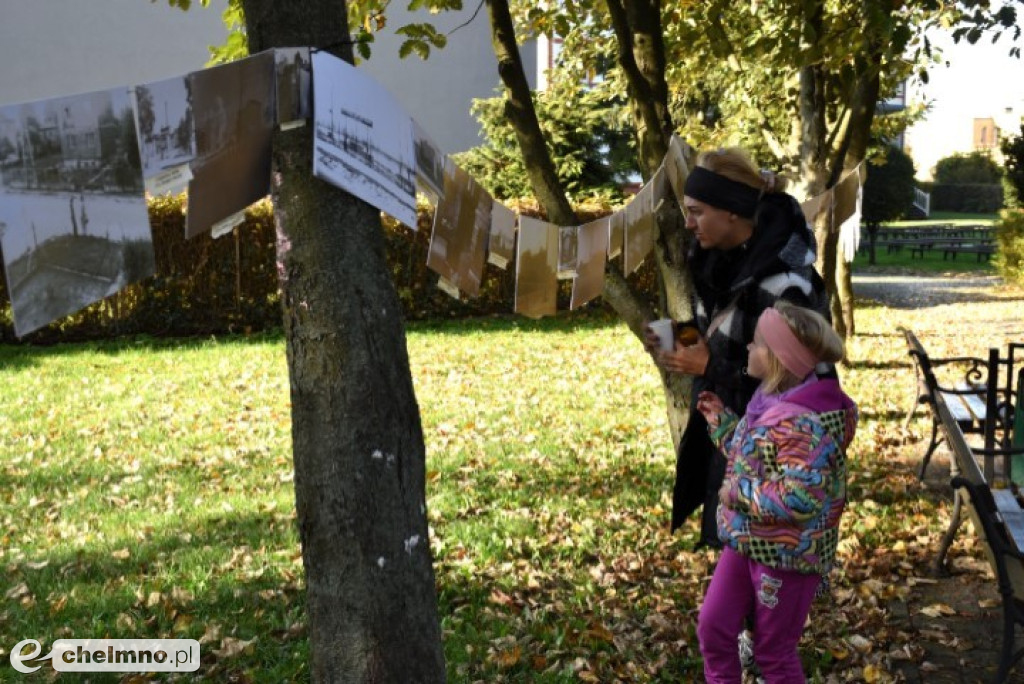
top-left (604, 0), bottom-right (694, 446)
top-left (241, 2), bottom-right (446, 682)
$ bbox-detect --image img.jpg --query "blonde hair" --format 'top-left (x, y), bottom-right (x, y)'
top-left (696, 147), bottom-right (789, 196)
top-left (759, 301), bottom-right (844, 394)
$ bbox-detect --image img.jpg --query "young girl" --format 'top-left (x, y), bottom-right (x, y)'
top-left (694, 301), bottom-right (857, 684)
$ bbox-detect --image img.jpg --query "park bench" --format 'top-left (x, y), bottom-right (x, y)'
top-left (901, 330), bottom-right (1024, 482)
top-left (942, 243), bottom-right (996, 262)
top-left (934, 394), bottom-right (1024, 682)
top-left (902, 328), bottom-right (1024, 680)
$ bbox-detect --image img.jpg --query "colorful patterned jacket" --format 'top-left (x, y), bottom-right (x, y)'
top-left (709, 377), bottom-right (857, 575)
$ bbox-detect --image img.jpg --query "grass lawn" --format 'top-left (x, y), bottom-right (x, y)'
top-left (1, 292), bottom-right (1022, 681)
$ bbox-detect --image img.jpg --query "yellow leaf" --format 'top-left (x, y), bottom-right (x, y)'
top-left (863, 663), bottom-right (883, 682)
top-left (111, 548), bottom-right (130, 560)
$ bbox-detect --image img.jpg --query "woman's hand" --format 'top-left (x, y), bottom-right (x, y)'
top-left (658, 335), bottom-right (710, 376)
top-left (642, 322), bottom-right (664, 356)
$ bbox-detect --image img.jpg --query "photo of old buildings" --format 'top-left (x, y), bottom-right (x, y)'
top-left (134, 74), bottom-right (194, 194)
top-left (312, 51), bottom-right (417, 230)
top-left (0, 86), bottom-right (153, 336)
top-left (276, 47), bottom-right (311, 126)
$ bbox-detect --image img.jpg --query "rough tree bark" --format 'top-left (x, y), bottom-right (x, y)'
top-left (240, 1), bottom-right (446, 681)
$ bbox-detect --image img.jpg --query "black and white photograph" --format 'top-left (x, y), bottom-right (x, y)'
top-left (186, 50), bottom-right (275, 239)
top-left (623, 181), bottom-right (655, 275)
top-left (413, 120), bottom-right (446, 205)
top-left (0, 87), bottom-right (154, 337)
top-left (608, 208), bottom-right (624, 259)
top-left (570, 215), bottom-right (609, 310)
top-left (134, 75), bottom-right (194, 195)
top-left (426, 159), bottom-right (492, 297)
top-left (312, 51), bottom-right (417, 229)
top-left (557, 224), bottom-right (578, 279)
top-left (276, 47), bottom-right (312, 127)
top-left (515, 215), bottom-right (558, 319)
top-left (487, 200), bottom-right (516, 269)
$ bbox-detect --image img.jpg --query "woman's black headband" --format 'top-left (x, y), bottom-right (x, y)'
top-left (683, 166), bottom-right (760, 219)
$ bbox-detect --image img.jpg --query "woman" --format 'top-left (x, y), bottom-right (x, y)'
top-left (645, 147), bottom-right (831, 547)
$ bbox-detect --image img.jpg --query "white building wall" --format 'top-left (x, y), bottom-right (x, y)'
top-left (0, 0), bottom-right (230, 104)
top-left (0, 1), bottom-right (530, 155)
top-left (359, 7), bottom-right (537, 153)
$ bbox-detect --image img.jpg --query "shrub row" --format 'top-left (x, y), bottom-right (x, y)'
top-left (925, 183), bottom-right (1004, 213)
top-left (0, 195), bottom-right (652, 343)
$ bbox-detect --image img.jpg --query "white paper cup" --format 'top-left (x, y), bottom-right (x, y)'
top-left (649, 318), bottom-right (675, 351)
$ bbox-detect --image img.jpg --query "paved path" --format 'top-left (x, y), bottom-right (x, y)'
top-left (852, 273), bottom-right (1004, 308)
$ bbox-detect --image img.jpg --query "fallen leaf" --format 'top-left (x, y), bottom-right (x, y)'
top-left (919, 603), bottom-right (956, 618)
top-left (214, 636), bottom-right (256, 659)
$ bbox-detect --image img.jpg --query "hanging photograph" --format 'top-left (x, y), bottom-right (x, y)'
top-left (276, 47), bottom-right (312, 127)
top-left (664, 134), bottom-right (691, 203)
top-left (426, 159), bottom-right (492, 297)
top-left (570, 215), bottom-right (609, 310)
top-left (623, 181), bottom-right (655, 275)
top-left (515, 215), bottom-right (558, 319)
top-left (608, 208), bottom-right (624, 259)
top-left (487, 200), bottom-right (516, 269)
top-left (649, 164), bottom-right (672, 215)
top-left (0, 87), bottom-right (154, 337)
top-left (186, 50), bottom-right (276, 239)
top-left (834, 167), bottom-right (863, 262)
top-left (413, 120), bottom-right (445, 205)
top-left (800, 188), bottom-right (831, 228)
top-left (557, 224), bottom-right (578, 279)
top-left (312, 51), bottom-right (417, 229)
top-left (134, 74), bottom-right (194, 196)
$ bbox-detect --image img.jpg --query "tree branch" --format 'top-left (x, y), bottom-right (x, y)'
top-left (484, 0), bottom-right (577, 225)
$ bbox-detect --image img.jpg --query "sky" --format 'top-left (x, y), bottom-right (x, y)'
top-left (904, 27), bottom-right (1024, 179)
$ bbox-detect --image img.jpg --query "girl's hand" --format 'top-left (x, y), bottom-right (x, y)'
top-left (696, 390), bottom-right (725, 430)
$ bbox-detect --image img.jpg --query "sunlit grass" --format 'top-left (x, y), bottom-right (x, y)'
top-left (0, 289), bottom-right (1022, 681)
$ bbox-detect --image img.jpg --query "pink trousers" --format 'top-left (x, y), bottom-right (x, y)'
top-left (697, 546), bottom-right (821, 684)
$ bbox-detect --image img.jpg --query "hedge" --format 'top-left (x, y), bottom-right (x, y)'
top-left (928, 183), bottom-right (1004, 213)
top-left (0, 195), bottom-right (655, 343)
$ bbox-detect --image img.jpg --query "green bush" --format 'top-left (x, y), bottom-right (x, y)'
top-left (994, 208), bottom-right (1024, 285)
top-left (929, 183), bottom-right (1004, 213)
top-left (862, 146), bottom-right (916, 225)
top-left (1000, 123), bottom-right (1024, 208)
